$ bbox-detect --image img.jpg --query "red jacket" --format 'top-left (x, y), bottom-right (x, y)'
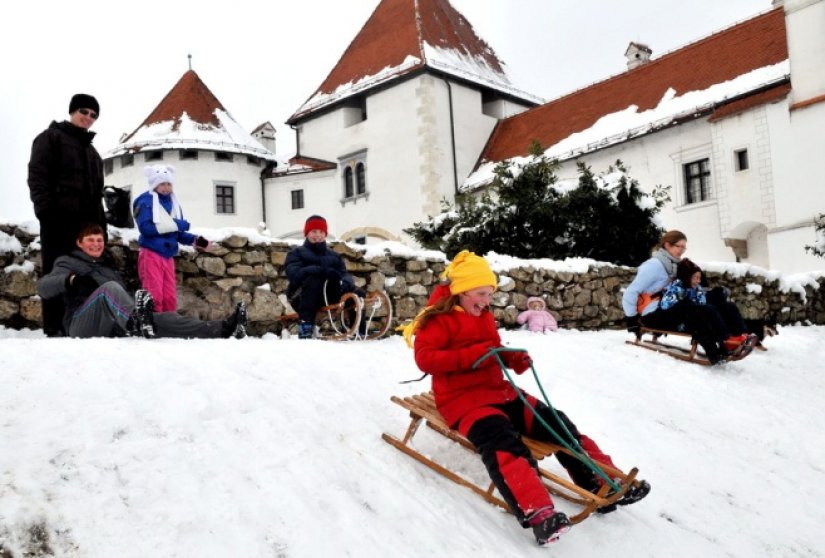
top-left (414, 307), bottom-right (519, 427)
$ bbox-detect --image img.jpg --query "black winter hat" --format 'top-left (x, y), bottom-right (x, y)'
top-left (676, 258), bottom-right (702, 286)
top-left (69, 93), bottom-right (99, 116)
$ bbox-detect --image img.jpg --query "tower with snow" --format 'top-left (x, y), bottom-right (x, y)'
top-left (103, 70), bottom-right (278, 229)
top-left (263, 0), bottom-right (540, 242)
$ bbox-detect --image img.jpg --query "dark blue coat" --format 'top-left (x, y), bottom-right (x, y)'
top-left (133, 190), bottom-right (196, 258)
top-left (285, 240), bottom-right (353, 297)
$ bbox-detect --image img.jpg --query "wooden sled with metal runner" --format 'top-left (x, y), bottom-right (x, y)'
top-left (625, 327), bottom-right (712, 366)
top-left (278, 289), bottom-right (394, 340)
top-left (381, 391), bottom-right (642, 524)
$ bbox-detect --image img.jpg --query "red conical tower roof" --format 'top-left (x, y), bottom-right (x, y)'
top-left (288, 0), bottom-right (539, 123)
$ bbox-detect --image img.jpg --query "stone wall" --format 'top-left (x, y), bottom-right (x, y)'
top-left (2, 224), bottom-right (824, 334)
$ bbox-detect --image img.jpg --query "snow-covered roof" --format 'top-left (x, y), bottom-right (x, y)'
top-left (287, 0), bottom-right (541, 124)
top-left (466, 7), bottom-right (789, 188)
top-left (104, 70), bottom-right (277, 162)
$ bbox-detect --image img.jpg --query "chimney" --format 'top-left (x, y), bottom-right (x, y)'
top-left (625, 42), bottom-right (653, 70)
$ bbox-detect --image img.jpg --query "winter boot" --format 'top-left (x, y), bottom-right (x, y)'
top-left (530, 510), bottom-right (571, 546)
top-left (617, 479), bottom-right (651, 507)
top-left (595, 478), bottom-right (651, 513)
top-left (132, 289), bottom-right (156, 338)
top-left (221, 302), bottom-right (248, 339)
top-left (726, 334), bottom-right (758, 361)
top-left (723, 334), bottom-right (749, 352)
top-left (298, 320), bottom-right (314, 340)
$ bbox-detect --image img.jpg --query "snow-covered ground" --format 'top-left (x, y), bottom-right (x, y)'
top-left (1, 325), bottom-right (823, 557)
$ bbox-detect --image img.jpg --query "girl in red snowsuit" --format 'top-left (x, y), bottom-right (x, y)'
top-left (405, 250), bottom-right (649, 545)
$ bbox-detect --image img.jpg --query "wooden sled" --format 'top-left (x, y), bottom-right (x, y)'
top-left (279, 290), bottom-right (393, 340)
top-left (626, 327), bottom-right (711, 366)
top-left (382, 391), bottom-right (641, 524)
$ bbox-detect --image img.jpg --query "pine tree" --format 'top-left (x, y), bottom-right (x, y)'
top-left (405, 153), bottom-right (670, 266)
top-left (804, 213), bottom-right (825, 258)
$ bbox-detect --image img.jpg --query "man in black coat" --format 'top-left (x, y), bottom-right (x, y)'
top-left (285, 215), bottom-right (360, 338)
top-left (37, 223), bottom-right (248, 339)
top-left (27, 93), bottom-right (107, 336)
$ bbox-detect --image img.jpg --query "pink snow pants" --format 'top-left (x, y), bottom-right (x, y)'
top-left (138, 248), bottom-right (177, 312)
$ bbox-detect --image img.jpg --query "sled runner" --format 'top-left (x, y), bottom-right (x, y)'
top-left (382, 391), bottom-right (641, 524)
top-left (279, 290), bottom-right (393, 340)
top-left (626, 327), bottom-right (712, 366)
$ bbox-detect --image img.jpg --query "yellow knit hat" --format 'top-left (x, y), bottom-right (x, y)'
top-left (443, 250), bottom-right (497, 294)
top-left (398, 250), bottom-right (497, 347)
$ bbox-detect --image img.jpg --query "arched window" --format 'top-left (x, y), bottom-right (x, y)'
top-left (344, 166), bottom-right (354, 198)
top-left (356, 162), bottom-right (366, 195)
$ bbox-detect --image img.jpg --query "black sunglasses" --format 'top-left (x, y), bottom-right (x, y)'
top-left (78, 108), bottom-right (98, 119)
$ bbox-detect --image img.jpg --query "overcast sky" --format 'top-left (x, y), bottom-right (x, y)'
top-left (0, 0), bottom-right (771, 220)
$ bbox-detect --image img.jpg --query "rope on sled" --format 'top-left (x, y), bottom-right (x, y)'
top-left (472, 347), bottom-right (620, 491)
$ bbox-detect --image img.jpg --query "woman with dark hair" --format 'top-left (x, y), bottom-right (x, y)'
top-left (622, 231), bottom-right (756, 364)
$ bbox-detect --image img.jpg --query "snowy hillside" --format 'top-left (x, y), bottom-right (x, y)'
top-left (1, 325), bottom-right (823, 557)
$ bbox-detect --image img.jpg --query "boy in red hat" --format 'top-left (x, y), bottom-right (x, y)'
top-left (285, 215), bottom-right (360, 339)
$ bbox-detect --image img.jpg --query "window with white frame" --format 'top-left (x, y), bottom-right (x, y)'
top-left (291, 189), bottom-right (304, 210)
top-left (684, 158), bottom-right (711, 204)
top-left (340, 151), bottom-right (367, 202)
top-left (734, 148), bottom-right (749, 172)
top-left (215, 184), bottom-right (235, 214)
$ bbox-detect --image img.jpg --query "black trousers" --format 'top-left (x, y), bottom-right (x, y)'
top-left (291, 275), bottom-right (343, 323)
top-left (641, 300), bottom-right (731, 361)
top-left (39, 219), bottom-right (82, 336)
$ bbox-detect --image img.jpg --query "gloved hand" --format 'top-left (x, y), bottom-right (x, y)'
top-left (174, 218), bottom-right (191, 232)
top-left (505, 351), bottom-right (532, 375)
top-left (461, 343), bottom-right (497, 369)
top-left (303, 265), bottom-right (323, 277)
top-left (67, 274), bottom-right (99, 298)
top-left (624, 315), bottom-right (641, 335)
top-left (341, 278), bottom-right (356, 292)
top-left (326, 268), bottom-right (341, 281)
top-left (193, 236), bottom-right (211, 250)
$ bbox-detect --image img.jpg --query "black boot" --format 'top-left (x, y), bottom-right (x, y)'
top-left (222, 302), bottom-right (248, 339)
top-left (531, 511), bottom-right (571, 546)
top-left (132, 290), bottom-right (156, 338)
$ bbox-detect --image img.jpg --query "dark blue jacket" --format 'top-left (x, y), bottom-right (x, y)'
top-left (285, 240), bottom-right (353, 296)
top-left (133, 190), bottom-right (196, 258)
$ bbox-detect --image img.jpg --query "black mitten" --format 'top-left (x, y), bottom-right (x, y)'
top-left (68, 274), bottom-right (99, 298)
top-left (624, 315), bottom-right (641, 335)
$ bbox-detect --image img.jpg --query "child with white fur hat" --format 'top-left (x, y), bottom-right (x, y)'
top-left (132, 164), bottom-right (209, 312)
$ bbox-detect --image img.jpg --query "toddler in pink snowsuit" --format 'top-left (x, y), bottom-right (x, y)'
top-left (517, 296), bottom-right (558, 333)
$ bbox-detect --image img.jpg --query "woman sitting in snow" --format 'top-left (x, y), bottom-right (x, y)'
top-left (516, 296), bottom-right (558, 333)
top-left (403, 250), bottom-right (650, 546)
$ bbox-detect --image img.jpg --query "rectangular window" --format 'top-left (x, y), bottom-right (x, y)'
top-left (180, 150), bottom-right (198, 160)
top-left (353, 236), bottom-right (367, 245)
top-left (103, 159), bottom-right (114, 175)
top-left (215, 185), bottom-right (235, 214)
top-left (247, 155), bottom-right (260, 166)
top-left (734, 149), bottom-right (749, 172)
top-left (145, 151), bottom-right (163, 162)
top-left (291, 189), bottom-right (304, 210)
top-left (684, 158), bottom-right (711, 204)
top-left (121, 153), bottom-right (134, 168)
top-left (215, 152), bottom-right (234, 162)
